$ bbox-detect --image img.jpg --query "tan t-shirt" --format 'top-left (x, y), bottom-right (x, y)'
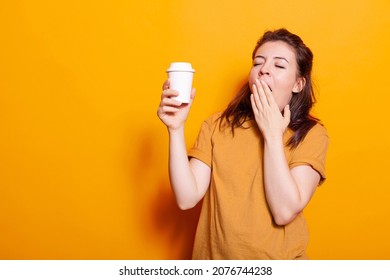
top-left (188, 113), bottom-right (329, 259)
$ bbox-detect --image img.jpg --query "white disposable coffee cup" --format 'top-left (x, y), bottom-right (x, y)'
top-left (166, 62), bottom-right (195, 103)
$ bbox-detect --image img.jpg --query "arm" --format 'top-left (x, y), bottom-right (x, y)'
top-left (168, 128), bottom-right (211, 209)
top-left (157, 81), bottom-right (211, 209)
top-left (251, 80), bottom-right (320, 225)
top-left (263, 137), bottom-right (320, 225)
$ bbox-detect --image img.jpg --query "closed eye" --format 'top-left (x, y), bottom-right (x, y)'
top-left (275, 65), bottom-right (285, 69)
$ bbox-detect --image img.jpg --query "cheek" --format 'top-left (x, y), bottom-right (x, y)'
top-left (248, 73), bottom-right (257, 93)
top-left (274, 74), bottom-right (297, 96)
top-left (273, 93), bottom-right (293, 110)
top-left (274, 73), bottom-right (296, 90)
top-left (273, 78), bottom-right (294, 109)
top-left (248, 70), bottom-right (257, 85)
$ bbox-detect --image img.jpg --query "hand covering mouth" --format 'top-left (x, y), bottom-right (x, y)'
top-left (258, 79), bottom-right (272, 92)
top-left (263, 82), bottom-right (272, 92)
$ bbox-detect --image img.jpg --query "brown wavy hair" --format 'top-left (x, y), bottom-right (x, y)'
top-left (220, 28), bottom-right (320, 148)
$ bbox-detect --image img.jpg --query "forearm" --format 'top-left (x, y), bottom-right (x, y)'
top-left (263, 137), bottom-right (302, 225)
top-left (168, 128), bottom-right (201, 209)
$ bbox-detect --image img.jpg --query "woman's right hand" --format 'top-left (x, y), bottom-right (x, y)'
top-left (157, 80), bottom-right (196, 132)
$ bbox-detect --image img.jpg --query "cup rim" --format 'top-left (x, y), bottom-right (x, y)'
top-left (166, 62), bottom-right (195, 73)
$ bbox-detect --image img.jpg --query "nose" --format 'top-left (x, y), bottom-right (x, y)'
top-left (259, 63), bottom-right (270, 76)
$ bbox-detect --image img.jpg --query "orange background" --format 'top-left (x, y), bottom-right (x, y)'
top-left (1, 0), bottom-right (390, 259)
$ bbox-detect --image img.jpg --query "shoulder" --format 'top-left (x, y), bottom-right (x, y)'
top-left (205, 112), bottom-right (222, 123)
top-left (307, 123), bottom-right (329, 139)
top-left (297, 122), bottom-right (329, 150)
top-left (202, 112), bottom-right (223, 128)
top-left (194, 112), bottom-right (223, 138)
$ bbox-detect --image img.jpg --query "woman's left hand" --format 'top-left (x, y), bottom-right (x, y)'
top-left (250, 80), bottom-right (290, 141)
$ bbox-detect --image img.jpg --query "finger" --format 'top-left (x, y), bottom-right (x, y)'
top-left (162, 79), bottom-right (170, 90)
top-left (157, 105), bottom-right (179, 119)
top-left (162, 96), bottom-right (182, 107)
top-left (283, 104), bottom-right (291, 126)
top-left (258, 80), bottom-right (271, 107)
top-left (250, 93), bottom-right (259, 115)
top-left (163, 105), bottom-right (180, 113)
top-left (157, 101), bottom-right (181, 114)
top-left (252, 82), bottom-right (264, 111)
top-left (260, 80), bottom-right (277, 108)
top-left (255, 80), bottom-right (269, 108)
top-left (161, 88), bottom-right (179, 99)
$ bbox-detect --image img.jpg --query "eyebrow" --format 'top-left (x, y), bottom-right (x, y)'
top-left (254, 55), bottom-right (289, 63)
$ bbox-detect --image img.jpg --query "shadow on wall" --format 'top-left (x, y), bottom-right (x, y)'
top-left (152, 185), bottom-right (202, 259)
top-left (129, 126), bottom-right (202, 259)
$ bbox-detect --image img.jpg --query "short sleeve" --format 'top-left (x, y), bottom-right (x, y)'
top-left (289, 124), bottom-right (329, 185)
top-left (188, 115), bottom-right (218, 168)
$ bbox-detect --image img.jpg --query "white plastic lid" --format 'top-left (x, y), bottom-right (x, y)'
top-left (166, 62), bottom-right (195, 73)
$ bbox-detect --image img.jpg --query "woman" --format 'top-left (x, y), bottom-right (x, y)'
top-left (157, 28), bottom-right (329, 259)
